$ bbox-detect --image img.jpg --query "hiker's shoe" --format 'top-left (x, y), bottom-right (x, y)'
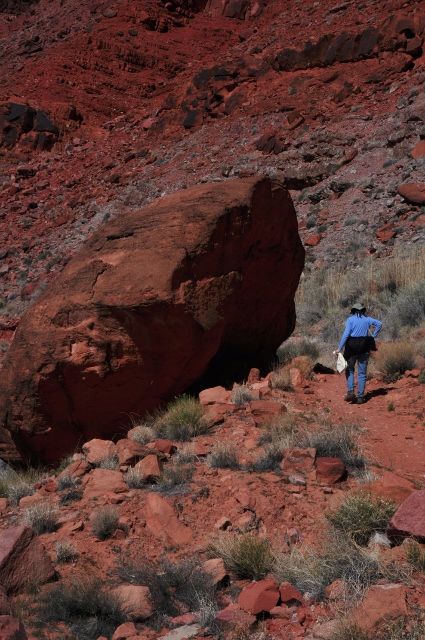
top-left (344, 392), bottom-right (355, 402)
top-left (357, 397), bottom-right (365, 404)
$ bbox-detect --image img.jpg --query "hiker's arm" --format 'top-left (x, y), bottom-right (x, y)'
top-left (337, 319), bottom-right (351, 352)
top-left (369, 317), bottom-right (382, 338)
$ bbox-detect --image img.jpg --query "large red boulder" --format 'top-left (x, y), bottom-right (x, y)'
top-left (0, 177), bottom-right (304, 464)
top-left (0, 526), bottom-right (55, 595)
top-left (387, 490), bottom-right (425, 542)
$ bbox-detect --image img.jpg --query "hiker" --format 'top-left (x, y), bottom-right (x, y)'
top-left (335, 302), bottom-right (382, 404)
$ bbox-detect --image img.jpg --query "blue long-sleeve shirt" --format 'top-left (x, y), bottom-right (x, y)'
top-left (338, 314), bottom-right (382, 351)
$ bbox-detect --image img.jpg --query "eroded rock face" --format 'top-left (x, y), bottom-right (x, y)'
top-left (0, 176), bottom-right (304, 463)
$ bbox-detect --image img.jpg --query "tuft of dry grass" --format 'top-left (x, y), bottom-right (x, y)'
top-left (374, 342), bottom-right (417, 381)
top-left (124, 467), bottom-right (145, 489)
top-left (232, 385), bottom-right (252, 406)
top-left (91, 507), bottom-right (120, 540)
top-left (155, 395), bottom-right (209, 441)
top-left (208, 533), bottom-right (273, 580)
top-left (128, 424), bottom-right (155, 445)
top-left (24, 502), bottom-right (59, 535)
top-left (55, 539), bottom-right (78, 564)
top-left (208, 442), bottom-right (240, 470)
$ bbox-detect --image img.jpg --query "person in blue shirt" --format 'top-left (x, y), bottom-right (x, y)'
top-left (335, 302), bottom-right (382, 404)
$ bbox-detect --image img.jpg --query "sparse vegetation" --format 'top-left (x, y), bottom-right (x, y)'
top-left (56, 539), bottom-right (78, 564)
top-left (36, 578), bottom-right (127, 639)
top-left (155, 461), bottom-right (194, 495)
top-left (91, 507), bottom-right (120, 540)
top-left (326, 492), bottom-right (397, 546)
top-left (208, 442), bottom-right (240, 470)
top-left (59, 489), bottom-right (83, 505)
top-left (0, 466), bottom-right (42, 506)
top-left (128, 424), bottom-right (155, 445)
top-left (374, 342), bottom-right (416, 381)
top-left (23, 502), bottom-right (59, 535)
top-left (154, 395), bottom-right (209, 441)
top-left (118, 557), bottom-right (215, 618)
top-left (124, 467), bottom-right (145, 489)
top-left (294, 420), bottom-right (366, 472)
top-left (277, 339), bottom-right (320, 365)
top-left (208, 533), bottom-right (273, 580)
top-left (231, 384), bottom-right (252, 405)
top-left (56, 473), bottom-right (78, 492)
top-left (407, 541), bottom-right (425, 573)
top-left (99, 454), bottom-right (119, 470)
top-left (270, 366), bottom-right (292, 391)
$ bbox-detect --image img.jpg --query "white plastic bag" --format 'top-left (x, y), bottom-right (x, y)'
top-left (336, 352), bottom-right (347, 374)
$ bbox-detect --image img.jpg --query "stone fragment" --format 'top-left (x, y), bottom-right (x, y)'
top-left (160, 624), bottom-right (201, 640)
top-left (350, 584), bottom-right (407, 633)
top-left (279, 581), bottom-right (303, 604)
top-left (0, 177), bottom-right (303, 464)
top-left (289, 368), bottom-right (308, 388)
top-left (281, 447), bottom-right (316, 474)
top-left (270, 605), bottom-right (291, 619)
top-left (0, 526), bottom-right (55, 595)
top-left (304, 233), bottom-right (322, 246)
top-left (83, 469), bottom-right (127, 498)
top-left (215, 604), bottom-right (256, 629)
top-left (0, 615), bottom-right (27, 640)
top-left (247, 367), bottom-right (260, 384)
top-left (387, 490), bottom-right (425, 542)
top-left (134, 455), bottom-right (162, 482)
top-left (249, 400), bottom-right (286, 426)
top-left (203, 558), bottom-right (228, 584)
top-left (398, 183), bottom-right (425, 205)
top-left (214, 516), bottom-right (232, 530)
top-left (316, 457), bottom-right (346, 484)
top-left (116, 439), bottom-right (146, 466)
top-left (199, 386), bottom-right (231, 405)
top-left (82, 439), bottom-right (117, 465)
top-left (57, 459), bottom-right (90, 480)
top-left (112, 622), bottom-right (138, 640)
top-left (144, 492), bottom-right (193, 546)
top-left (238, 579), bottom-right (280, 614)
top-left (113, 585), bottom-right (153, 621)
top-left (154, 438), bottom-right (176, 455)
top-left (325, 579), bottom-right (345, 600)
top-left (411, 140), bottom-right (425, 159)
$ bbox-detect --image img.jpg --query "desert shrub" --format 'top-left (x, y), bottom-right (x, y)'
top-left (232, 384), bottom-right (252, 405)
top-left (380, 614), bottom-right (425, 639)
top-left (155, 395), bottom-right (209, 441)
top-left (260, 411), bottom-right (297, 445)
top-left (249, 442), bottom-right (283, 472)
top-left (0, 467), bottom-right (42, 505)
top-left (155, 462), bottom-right (194, 495)
top-left (330, 623), bottom-right (370, 640)
top-left (374, 342), bottom-right (417, 380)
top-left (60, 490), bottom-right (83, 505)
top-left (419, 369), bottom-right (425, 384)
top-left (125, 467), bottom-right (145, 489)
top-left (277, 339), bottom-right (320, 365)
top-left (56, 473), bottom-right (78, 492)
top-left (128, 424), bottom-right (155, 445)
top-left (56, 539), bottom-right (78, 564)
top-left (36, 578), bottom-right (127, 639)
top-left (99, 455), bottom-right (119, 470)
top-left (55, 455), bottom-right (74, 475)
top-left (208, 442), bottom-right (240, 470)
top-left (24, 502), bottom-right (58, 535)
top-left (208, 533), bottom-right (272, 580)
top-left (274, 532), bottom-right (386, 601)
top-left (91, 507), bottom-right (120, 540)
top-left (118, 556), bottom-right (215, 618)
top-left (326, 492), bottom-right (397, 546)
top-left (407, 541), bottom-right (425, 573)
top-left (306, 214), bottom-right (317, 228)
top-left (270, 366), bottom-right (292, 390)
top-left (385, 280), bottom-right (425, 338)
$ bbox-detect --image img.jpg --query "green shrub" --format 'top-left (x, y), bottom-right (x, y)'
top-left (0, 467), bottom-right (42, 506)
top-left (208, 533), bottom-right (272, 580)
top-left (118, 557), bottom-right (215, 618)
top-left (330, 623), bottom-right (370, 640)
top-left (374, 342), bottom-right (416, 381)
top-left (326, 493), bottom-right (397, 546)
top-left (155, 395), bottom-right (209, 441)
top-left (56, 473), bottom-right (78, 492)
top-left (23, 502), bottom-right (58, 535)
top-left (36, 578), bottom-right (127, 639)
top-left (91, 507), bottom-right (120, 540)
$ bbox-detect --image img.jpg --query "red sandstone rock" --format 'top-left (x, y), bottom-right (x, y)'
top-left (154, 439), bottom-right (176, 455)
top-left (270, 606), bottom-right (291, 619)
top-left (279, 581), bottom-right (304, 604)
top-left (82, 439), bottom-right (117, 465)
top-left (0, 177), bottom-right (303, 464)
top-left (112, 622), bottom-right (139, 640)
top-left (281, 447), bottom-right (316, 474)
top-left (387, 490), bottom-right (425, 541)
top-left (398, 183), bottom-right (425, 205)
top-left (0, 526), bottom-right (55, 595)
top-left (247, 367), bottom-right (261, 384)
top-left (351, 584), bottom-right (407, 632)
top-left (249, 400), bottom-right (287, 426)
top-left (83, 469), bottom-right (127, 498)
top-left (199, 386), bottom-right (231, 405)
top-left (316, 457), bottom-right (346, 483)
top-left (144, 492), bottom-right (193, 546)
top-left (325, 579), bottom-right (345, 600)
top-left (289, 368), bottom-right (308, 388)
top-left (116, 439), bottom-right (147, 466)
top-left (135, 455), bottom-right (163, 482)
top-left (215, 604), bottom-right (256, 629)
top-left (57, 459), bottom-right (90, 480)
top-left (411, 140), bottom-right (425, 159)
top-left (238, 579), bottom-right (280, 614)
top-left (0, 586), bottom-right (10, 615)
top-left (112, 585), bottom-right (153, 621)
top-left (0, 616), bottom-right (28, 640)
top-left (203, 558), bottom-right (228, 584)
top-left (305, 233), bottom-right (322, 246)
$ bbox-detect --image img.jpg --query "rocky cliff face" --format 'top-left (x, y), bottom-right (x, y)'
top-left (0, 176), bottom-right (304, 463)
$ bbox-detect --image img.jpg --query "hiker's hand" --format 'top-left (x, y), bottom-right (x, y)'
top-left (334, 350), bottom-right (340, 355)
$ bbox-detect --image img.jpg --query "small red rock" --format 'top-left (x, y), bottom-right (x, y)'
top-left (238, 579), bottom-right (280, 614)
top-left (279, 582), bottom-right (304, 604)
top-left (316, 457), bottom-right (346, 484)
top-left (82, 439), bottom-right (117, 465)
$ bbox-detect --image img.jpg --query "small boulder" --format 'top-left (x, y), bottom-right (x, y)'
top-left (144, 492), bottom-right (193, 546)
top-left (199, 386), bottom-right (231, 405)
top-left (57, 459), bottom-right (90, 480)
top-left (203, 558), bottom-right (228, 584)
top-left (215, 604), bottom-right (256, 629)
top-left (154, 439), bottom-right (176, 455)
top-left (116, 439), bottom-right (146, 466)
top-left (238, 579), bottom-right (280, 614)
top-left (112, 622), bottom-right (138, 640)
top-left (0, 615), bottom-right (27, 640)
top-left (316, 457), bottom-right (346, 484)
top-left (281, 447), bottom-right (316, 474)
top-left (83, 469), bottom-right (127, 499)
top-left (304, 233), bottom-right (322, 246)
top-left (134, 455), bottom-right (162, 482)
top-left (0, 526), bottom-right (55, 595)
top-left (279, 581), bottom-right (303, 604)
top-left (350, 584), bottom-right (407, 633)
top-left (82, 439), bottom-right (117, 465)
top-left (249, 400), bottom-right (286, 426)
top-left (113, 585), bottom-right (153, 621)
top-left (398, 182), bottom-right (425, 205)
top-left (247, 368), bottom-right (261, 384)
top-left (325, 579), bottom-right (345, 601)
top-left (387, 490), bottom-right (425, 542)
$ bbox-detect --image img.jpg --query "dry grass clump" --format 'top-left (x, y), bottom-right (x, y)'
top-left (55, 539), bottom-right (78, 564)
top-left (374, 342), bottom-right (417, 381)
top-left (91, 506), bottom-right (120, 540)
top-left (128, 424), bottom-right (156, 445)
top-left (24, 502), bottom-right (59, 535)
top-left (125, 467), bottom-right (145, 489)
top-left (98, 454), bottom-right (119, 470)
top-left (36, 577), bottom-right (127, 640)
top-left (154, 395), bottom-right (209, 441)
top-left (59, 489), bottom-right (83, 506)
top-left (277, 339), bottom-right (320, 365)
top-left (270, 366), bottom-right (292, 391)
top-left (232, 384), bottom-right (252, 406)
top-left (208, 442), bottom-right (240, 470)
top-left (208, 533), bottom-right (273, 580)
top-left (407, 540), bottom-right (425, 573)
top-left (260, 410), bottom-right (298, 445)
top-left (329, 623), bottom-right (370, 640)
top-left (56, 473), bottom-right (78, 492)
top-left (118, 556), bottom-right (215, 618)
top-left (0, 467), bottom-right (42, 506)
top-left (155, 461), bottom-right (194, 495)
top-left (326, 492), bottom-right (397, 546)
